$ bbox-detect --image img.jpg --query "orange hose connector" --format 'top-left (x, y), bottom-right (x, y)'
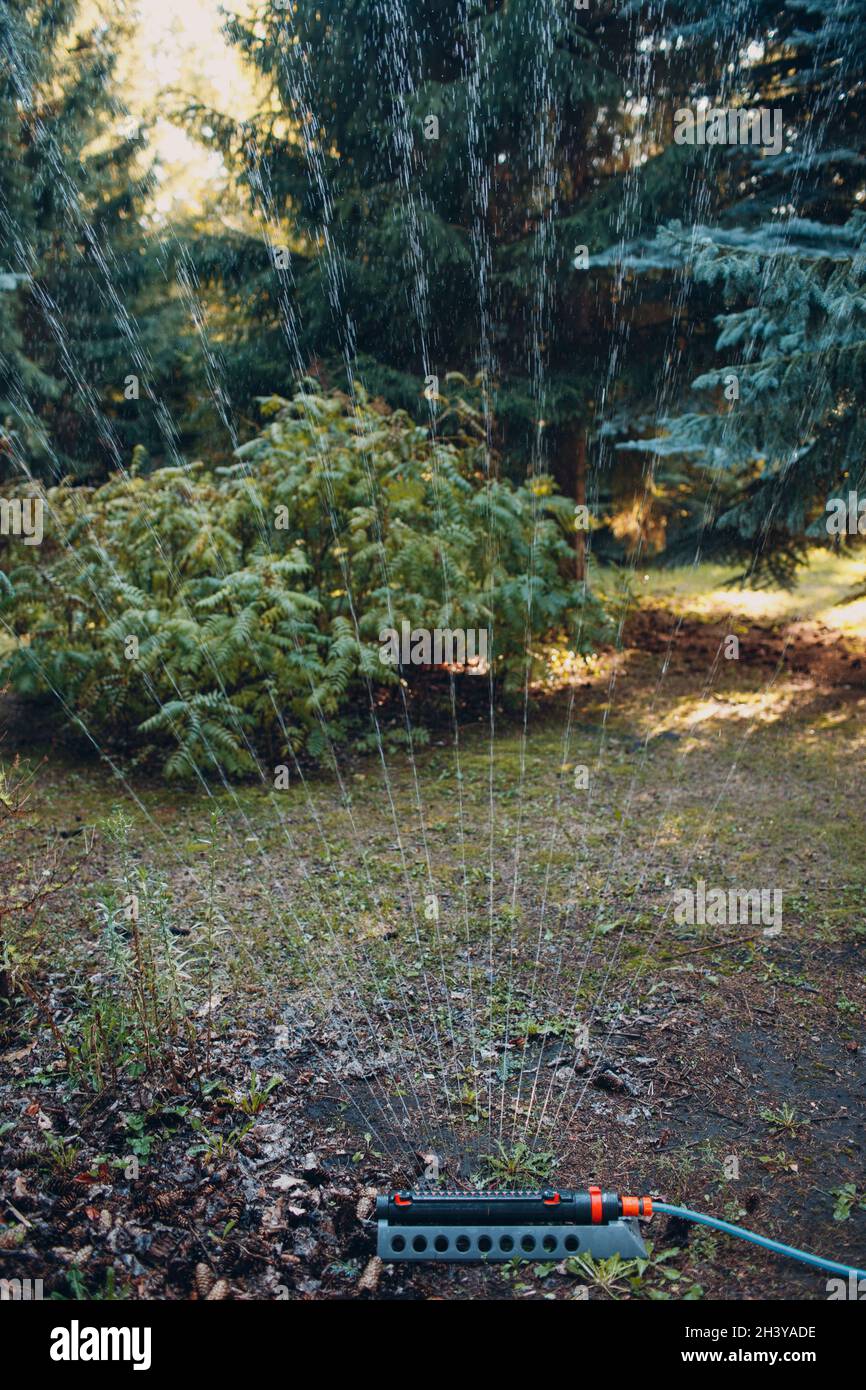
top-left (621, 1195), bottom-right (653, 1218)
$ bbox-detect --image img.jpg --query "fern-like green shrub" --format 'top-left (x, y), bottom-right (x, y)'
top-left (0, 384), bottom-right (606, 777)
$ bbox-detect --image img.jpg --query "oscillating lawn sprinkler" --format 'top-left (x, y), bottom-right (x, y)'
top-left (376, 1186), bottom-right (866, 1279)
top-left (376, 1187), bottom-right (652, 1263)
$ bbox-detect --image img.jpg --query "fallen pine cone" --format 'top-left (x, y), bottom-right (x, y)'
top-left (42, 1173), bottom-right (75, 1195)
top-left (148, 1232), bottom-right (177, 1262)
top-left (593, 1069), bottom-right (626, 1093)
top-left (356, 1189), bottom-right (377, 1222)
top-left (1, 1149), bottom-right (40, 1168)
top-left (357, 1256), bottom-right (383, 1294)
top-left (141, 1189), bottom-right (187, 1215)
top-left (205, 1278), bottom-right (231, 1301)
top-left (194, 1263), bottom-right (215, 1298)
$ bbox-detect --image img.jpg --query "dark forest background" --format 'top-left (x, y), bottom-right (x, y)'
top-left (1, 0), bottom-right (864, 771)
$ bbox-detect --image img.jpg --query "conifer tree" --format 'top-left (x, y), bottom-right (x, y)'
top-left (186, 0), bottom-right (635, 486)
top-left (615, 0), bottom-right (866, 576)
top-left (0, 0), bottom-right (171, 481)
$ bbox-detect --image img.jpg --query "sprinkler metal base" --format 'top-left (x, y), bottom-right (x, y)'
top-left (377, 1215), bottom-right (647, 1263)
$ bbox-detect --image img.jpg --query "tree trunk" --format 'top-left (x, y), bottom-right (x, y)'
top-left (575, 428), bottom-right (587, 583)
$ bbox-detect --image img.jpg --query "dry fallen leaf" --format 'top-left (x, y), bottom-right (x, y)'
top-left (196, 993), bottom-right (224, 1018)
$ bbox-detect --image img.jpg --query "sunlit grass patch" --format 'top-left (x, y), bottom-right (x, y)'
top-left (639, 548), bottom-right (866, 637)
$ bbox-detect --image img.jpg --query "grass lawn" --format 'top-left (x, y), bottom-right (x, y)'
top-left (2, 563), bottom-right (865, 1300)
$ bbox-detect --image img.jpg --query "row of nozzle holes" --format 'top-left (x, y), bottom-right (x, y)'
top-left (388, 1230), bottom-right (582, 1255)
